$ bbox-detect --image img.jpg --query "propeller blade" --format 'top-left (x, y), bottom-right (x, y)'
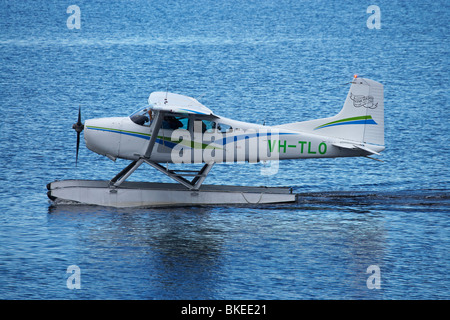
top-left (76, 130), bottom-right (80, 166)
top-left (77, 106), bottom-right (82, 126)
top-left (72, 106), bottom-right (84, 166)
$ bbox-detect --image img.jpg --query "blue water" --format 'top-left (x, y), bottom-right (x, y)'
top-left (0, 0), bottom-right (448, 299)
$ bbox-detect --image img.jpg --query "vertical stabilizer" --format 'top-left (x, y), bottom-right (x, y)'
top-left (275, 77), bottom-right (384, 146)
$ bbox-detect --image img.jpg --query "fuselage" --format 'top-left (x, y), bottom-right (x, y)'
top-left (84, 110), bottom-right (384, 164)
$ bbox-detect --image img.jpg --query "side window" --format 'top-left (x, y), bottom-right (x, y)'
top-left (218, 123), bottom-right (233, 133)
top-left (162, 115), bottom-right (189, 130)
top-left (192, 120), bottom-right (234, 133)
top-left (202, 120), bottom-right (217, 133)
top-left (193, 120), bottom-right (218, 133)
top-left (177, 117), bottom-right (189, 130)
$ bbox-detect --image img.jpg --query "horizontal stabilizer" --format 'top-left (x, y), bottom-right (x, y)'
top-left (354, 144), bottom-right (381, 156)
top-left (332, 142), bottom-right (381, 155)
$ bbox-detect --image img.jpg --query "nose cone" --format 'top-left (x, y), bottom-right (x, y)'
top-left (84, 117), bottom-right (123, 160)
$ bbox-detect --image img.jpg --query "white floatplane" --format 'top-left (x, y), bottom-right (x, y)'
top-left (47, 76), bottom-right (384, 207)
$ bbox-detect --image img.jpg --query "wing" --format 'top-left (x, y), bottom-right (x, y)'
top-left (148, 92), bottom-right (214, 116)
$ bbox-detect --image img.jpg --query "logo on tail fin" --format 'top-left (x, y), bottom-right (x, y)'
top-left (350, 93), bottom-right (378, 109)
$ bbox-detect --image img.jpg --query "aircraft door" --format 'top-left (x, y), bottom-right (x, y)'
top-left (157, 114), bottom-right (190, 154)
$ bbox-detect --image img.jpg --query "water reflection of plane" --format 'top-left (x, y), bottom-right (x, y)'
top-left (48, 193), bottom-right (388, 299)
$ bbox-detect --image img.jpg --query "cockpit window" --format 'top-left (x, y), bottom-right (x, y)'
top-left (131, 106), bottom-right (191, 131)
top-left (130, 107), bottom-right (152, 126)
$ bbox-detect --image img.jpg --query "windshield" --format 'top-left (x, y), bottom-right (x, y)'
top-left (130, 106), bottom-right (152, 126)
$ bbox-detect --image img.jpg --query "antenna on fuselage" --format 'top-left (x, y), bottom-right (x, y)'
top-left (164, 85), bottom-right (169, 104)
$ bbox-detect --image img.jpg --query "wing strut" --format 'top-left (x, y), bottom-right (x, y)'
top-left (144, 110), bottom-right (164, 158)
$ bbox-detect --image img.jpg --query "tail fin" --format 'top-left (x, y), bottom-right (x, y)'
top-left (276, 77), bottom-right (384, 146)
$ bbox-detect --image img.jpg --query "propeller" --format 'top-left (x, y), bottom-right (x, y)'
top-left (72, 106), bottom-right (84, 166)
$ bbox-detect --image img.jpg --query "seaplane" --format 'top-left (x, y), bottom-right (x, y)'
top-left (47, 76), bottom-right (384, 207)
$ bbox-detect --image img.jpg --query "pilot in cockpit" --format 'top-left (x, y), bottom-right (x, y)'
top-left (148, 108), bottom-right (153, 122)
top-left (162, 116), bottom-right (183, 129)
